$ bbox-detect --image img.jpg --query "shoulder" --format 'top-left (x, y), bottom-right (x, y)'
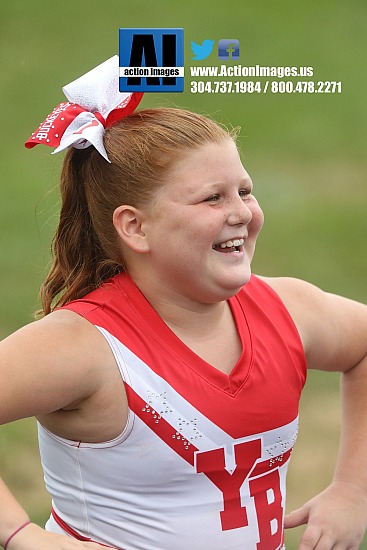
top-left (257, 275), bottom-right (367, 372)
top-left (0, 309), bottom-right (115, 423)
top-left (254, 275), bottom-right (325, 339)
top-left (30, 308), bottom-right (114, 376)
top-left (257, 275), bottom-right (325, 317)
top-left (20, 308), bottom-right (107, 354)
top-left (258, 274), bottom-right (320, 297)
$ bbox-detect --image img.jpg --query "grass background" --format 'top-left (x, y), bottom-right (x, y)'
top-left (0, 1), bottom-right (366, 548)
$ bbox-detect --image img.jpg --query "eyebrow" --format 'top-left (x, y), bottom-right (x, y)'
top-left (242, 178), bottom-right (253, 189)
top-left (198, 178), bottom-right (253, 191)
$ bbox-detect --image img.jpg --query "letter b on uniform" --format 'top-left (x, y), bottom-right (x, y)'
top-left (119, 28), bottom-right (184, 92)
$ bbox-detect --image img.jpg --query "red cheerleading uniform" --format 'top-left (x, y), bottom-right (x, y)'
top-left (38, 273), bottom-right (306, 549)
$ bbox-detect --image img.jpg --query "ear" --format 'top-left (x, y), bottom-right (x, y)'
top-left (113, 205), bottom-right (150, 253)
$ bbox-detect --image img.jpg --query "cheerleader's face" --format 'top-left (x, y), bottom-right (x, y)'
top-left (135, 139), bottom-right (264, 304)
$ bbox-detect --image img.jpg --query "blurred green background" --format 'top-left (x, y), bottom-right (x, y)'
top-left (0, 1), bottom-right (366, 548)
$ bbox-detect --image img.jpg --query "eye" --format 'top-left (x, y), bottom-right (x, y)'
top-left (203, 194), bottom-right (221, 203)
top-left (239, 188), bottom-right (252, 200)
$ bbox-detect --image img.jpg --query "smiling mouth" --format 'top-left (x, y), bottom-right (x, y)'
top-left (212, 238), bottom-right (245, 253)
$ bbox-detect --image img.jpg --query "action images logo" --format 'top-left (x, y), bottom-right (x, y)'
top-left (119, 28), bottom-right (184, 92)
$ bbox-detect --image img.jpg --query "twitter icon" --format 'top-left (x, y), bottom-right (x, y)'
top-left (191, 39), bottom-right (215, 61)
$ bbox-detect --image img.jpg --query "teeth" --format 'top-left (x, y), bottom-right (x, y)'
top-left (218, 238), bottom-right (244, 249)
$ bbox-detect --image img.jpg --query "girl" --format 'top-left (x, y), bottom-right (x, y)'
top-left (1, 57), bottom-right (367, 550)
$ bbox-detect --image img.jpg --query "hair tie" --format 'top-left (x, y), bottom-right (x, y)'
top-left (25, 56), bottom-right (143, 163)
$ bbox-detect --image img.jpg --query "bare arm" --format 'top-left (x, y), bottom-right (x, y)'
top-left (0, 312), bottom-right (104, 423)
top-left (0, 311), bottom-right (115, 549)
top-left (264, 276), bottom-right (367, 549)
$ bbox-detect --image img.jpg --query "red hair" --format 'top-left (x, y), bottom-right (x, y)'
top-left (40, 108), bottom-right (236, 315)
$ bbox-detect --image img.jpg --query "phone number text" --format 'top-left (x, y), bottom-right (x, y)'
top-left (190, 81), bottom-right (342, 94)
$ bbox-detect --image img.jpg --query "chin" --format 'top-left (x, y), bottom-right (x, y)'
top-left (225, 267), bottom-right (252, 290)
top-left (208, 275), bottom-right (252, 303)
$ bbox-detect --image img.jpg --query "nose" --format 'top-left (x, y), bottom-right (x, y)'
top-left (227, 194), bottom-right (253, 226)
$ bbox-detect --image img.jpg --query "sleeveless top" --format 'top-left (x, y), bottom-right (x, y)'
top-left (38, 273), bottom-right (306, 550)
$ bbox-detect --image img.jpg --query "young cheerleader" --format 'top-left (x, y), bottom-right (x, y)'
top-left (1, 56), bottom-right (367, 550)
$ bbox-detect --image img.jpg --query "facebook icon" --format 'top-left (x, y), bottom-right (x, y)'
top-left (218, 39), bottom-right (240, 60)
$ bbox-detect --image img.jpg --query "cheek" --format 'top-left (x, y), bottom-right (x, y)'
top-left (249, 200), bottom-right (264, 236)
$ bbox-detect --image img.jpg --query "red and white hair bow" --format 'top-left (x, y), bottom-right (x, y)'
top-left (25, 56), bottom-right (143, 162)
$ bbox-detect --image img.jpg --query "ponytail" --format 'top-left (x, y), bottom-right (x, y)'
top-left (39, 148), bottom-right (121, 315)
